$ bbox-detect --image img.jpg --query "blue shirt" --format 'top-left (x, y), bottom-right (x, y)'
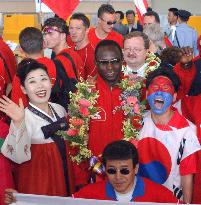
top-left (172, 23), bottom-right (199, 56)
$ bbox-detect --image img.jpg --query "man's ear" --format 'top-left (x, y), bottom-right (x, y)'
top-left (86, 28), bottom-right (89, 35)
top-left (134, 164), bottom-right (139, 174)
top-left (20, 85), bottom-right (27, 95)
top-left (173, 92), bottom-right (177, 103)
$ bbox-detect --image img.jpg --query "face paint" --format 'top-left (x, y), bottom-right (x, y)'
top-left (147, 76), bottom-right (175, 96)
top-left (147, 91), bottom-right (173, 115)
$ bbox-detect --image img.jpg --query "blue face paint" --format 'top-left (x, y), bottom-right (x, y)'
top-left (147, 91), bottom-right (173, 115)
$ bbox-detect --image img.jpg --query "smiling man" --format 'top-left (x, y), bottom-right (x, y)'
top-left (74, 140), bottom-right (178, 202)
top-left (87, 40), bottom-right (124, 156)
top-left (138, 67), bottom-right (201, 203)
top-left (88, 4), bottom-right (123, 48)
top-left (123, 31), bottom-right (149, 76)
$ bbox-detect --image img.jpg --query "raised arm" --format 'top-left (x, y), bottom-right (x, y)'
top-left (0, 96), bottom-right (31, 164)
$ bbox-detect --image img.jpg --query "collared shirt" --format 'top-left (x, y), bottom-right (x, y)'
top-left (122, 63), bottom-right (148, 77)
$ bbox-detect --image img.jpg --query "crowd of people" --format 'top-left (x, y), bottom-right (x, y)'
top-left (0, 3), bottom-right (201, 205)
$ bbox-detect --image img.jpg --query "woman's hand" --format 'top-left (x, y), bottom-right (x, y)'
top-left (0, 96), bottom-right (25, 128)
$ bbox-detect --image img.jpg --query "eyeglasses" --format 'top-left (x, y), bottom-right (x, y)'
top-left (100, 18), bottom-right (117, 25)
top-left (124, 47), bottom-right (145, 53)
top-left (107, 168), bottom-right (130, 175)
top-left (96, 58), bottom-right (121, 66)
top-left (42, 27), bottom-right (63, 35)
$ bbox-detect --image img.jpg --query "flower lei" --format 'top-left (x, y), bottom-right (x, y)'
top-left (59, 52), bottom-right (160, 164)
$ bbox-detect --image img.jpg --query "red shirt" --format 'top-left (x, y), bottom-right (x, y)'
top-left (73, 177), bottom-right (178, 203)
top-left (70, 43), bottom-right (97, 80)
top-left (174, 62), bottom-right (196, 100)
top-left (11, 57), bottom-right (57, 107)
top-left (55, 48), bottom-right (84, 80)
top-left (88, 27), bottom-right (123, 48)
top-left (0, 37), bottom-right (16, 83)
top-left (88, 75), bottom-right (124, 156)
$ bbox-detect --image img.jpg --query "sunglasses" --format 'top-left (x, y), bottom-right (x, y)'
top-left (42, 27), bottom-right (63, 35)
top-left (100, 18), bottom-right (117, 25)
top-left (107, 168), bottom-right (130, 175)
top-left (97, 58), bottom-right (121, 66)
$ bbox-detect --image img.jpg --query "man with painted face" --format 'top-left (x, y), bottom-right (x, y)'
top-left (138, 67), bottom-right (201, 203)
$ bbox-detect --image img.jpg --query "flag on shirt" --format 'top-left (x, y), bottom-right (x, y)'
top-left (41, 0), bottom-right (80, 20)
top-left (133, 0), bottom-right (148, 25)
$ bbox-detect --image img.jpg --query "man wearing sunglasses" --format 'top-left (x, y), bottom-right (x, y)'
top-left (74, 140), bottom-right (178, 202)
top-left (88, 4), bottom-right (123, 48)
top-left (43, 17), bottom-right (84, 80)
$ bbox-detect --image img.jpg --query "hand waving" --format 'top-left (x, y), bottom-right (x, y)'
top-left (0, 96), bottom-right (25, 127)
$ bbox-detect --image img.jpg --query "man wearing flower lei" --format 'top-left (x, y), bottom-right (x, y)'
top-left (137, 67), bottom-right (201, 203)
top-left (60, 40), bottom-right (147, 185)
top-left (122, 31), bottom-right (161, 78)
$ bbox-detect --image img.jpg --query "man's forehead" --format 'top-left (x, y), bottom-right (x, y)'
top-left (106, 159), bottom-right (133, 166)
top-left (96, 46), bottom-right (121, 58)
top-left (124, 36), bottom-right (144, 45)
top-left (151, 76), bottom-right (173, 84)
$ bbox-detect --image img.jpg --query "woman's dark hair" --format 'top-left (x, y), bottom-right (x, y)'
top-left (102, 140), bottom-right (139, 167)
top-left (146, 66), bottom-right (181, 92)
top-left (17, 58), bottom-right (48, 86)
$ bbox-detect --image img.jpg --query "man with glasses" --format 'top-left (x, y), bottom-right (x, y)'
top-left (43, 17), bottom-right (84, 80)
top-left (123, 31), bottom-right (149, 77)
top-left (74, 140), bottom-right (178, 202)
top-left (88, 4), bottom-right (123, 48)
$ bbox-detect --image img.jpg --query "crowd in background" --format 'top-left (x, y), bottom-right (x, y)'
top-left (0, 3), bottom-right (201, 205)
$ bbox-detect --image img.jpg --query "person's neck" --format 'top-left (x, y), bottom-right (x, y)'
top-left (127, 62), bottom-right (145, 71)
top-left (151, 109), bottom-right (174, 125)
top-left (53, 41), bottom-right (68, 55)
top-left (25, 51), bottom-right (44, 59)
top-left (170, 21), bottom-right (177, 26)
top-left (95, 27), bottom-right (108, 39)
top-left (75, 38), bottom-right (89, 50)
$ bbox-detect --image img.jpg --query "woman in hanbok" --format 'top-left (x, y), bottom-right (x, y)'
top-left (0, 59), bottom-right (74, 196)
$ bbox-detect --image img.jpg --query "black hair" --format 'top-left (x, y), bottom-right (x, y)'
top-left (98, 4), bottom-right (115, 18)
top-left (126, 10), bottom-right (135, 17)
top-left (17, 58), bottom-right (48, 86)
top-left (70, 12), bottom-right (90, 28)
top-left (102, 140), bottom-right (139, 167)
top-left (43, 17), bottom-right (69, 35)
top-left (146, 66), bottom-right (180, 92)
top-left (144, 11), bottom-right (160, 23)
top-left (115, 11), bottom-right (124, 20)
top-left (147, 7), bottom-right (153, 12)
top-left (95, 40), bottom-right (123, 61)
top-left (168, 8), bottom-right (178, 17)
top-left (19, 27), bottom-right (43, 54)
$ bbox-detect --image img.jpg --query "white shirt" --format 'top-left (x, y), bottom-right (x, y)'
top-left (122, 63), bottom-right (148, 77)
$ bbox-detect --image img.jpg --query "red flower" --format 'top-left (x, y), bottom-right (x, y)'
top-left (131, 116), bottom-right (142, 130)
top-left (79, 107), bottom-right (90, 117)
top-left (148, 61), bottom-right (157, 66)
top-left (70, 118), bottom-right (84, 126)
top-left (66, 129), bottom-right (78, 136)
top-left (79, 99), bottom-right (91, 107)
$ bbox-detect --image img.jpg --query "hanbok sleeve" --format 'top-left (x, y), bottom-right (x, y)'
top-left (1, 120), bottom-right (31, 164)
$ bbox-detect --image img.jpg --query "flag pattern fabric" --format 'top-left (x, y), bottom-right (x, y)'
top-left (134, 0), bottom-right (148, 24)
top-left (42, 0), bottom-right (80, 20)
